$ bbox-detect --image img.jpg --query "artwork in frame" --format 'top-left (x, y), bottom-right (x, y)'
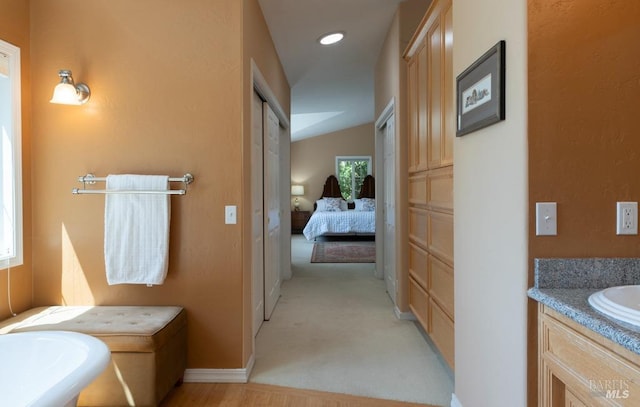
top-left (456, 40), bottom-right (506, 137)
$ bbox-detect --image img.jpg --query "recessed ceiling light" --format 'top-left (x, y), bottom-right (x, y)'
top-left (318, 32), bottom-right (345, 46)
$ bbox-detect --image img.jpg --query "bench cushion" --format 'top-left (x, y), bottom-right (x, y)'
top-left (0, 306), bottom-right (185, 352)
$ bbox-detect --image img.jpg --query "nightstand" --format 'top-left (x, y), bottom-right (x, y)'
top-left (291, 211), bottom-right (311, 234)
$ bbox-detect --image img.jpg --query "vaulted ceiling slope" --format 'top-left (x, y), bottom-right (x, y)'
top-left (258, 0), bottom-right (405, 141)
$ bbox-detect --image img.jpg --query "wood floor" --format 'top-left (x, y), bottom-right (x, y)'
top-left (159, 382), bottom-right (436, 407)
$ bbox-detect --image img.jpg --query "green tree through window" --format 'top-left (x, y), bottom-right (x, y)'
top-left (336, 156), bottom-right (371, 201)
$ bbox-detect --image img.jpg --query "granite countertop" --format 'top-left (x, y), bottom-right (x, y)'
top-left (528, 258), bottom-right (640, 356)
top-left (528, 287), bottom-right (640, 354)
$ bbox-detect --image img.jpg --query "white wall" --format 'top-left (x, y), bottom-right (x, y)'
top-left (452, 0), bottom-right (528, 406)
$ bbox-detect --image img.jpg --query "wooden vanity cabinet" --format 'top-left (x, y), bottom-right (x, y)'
top-left (539, 304), bottom-right (640, 406)
top-left (404, 0), bottom-right (454, 371)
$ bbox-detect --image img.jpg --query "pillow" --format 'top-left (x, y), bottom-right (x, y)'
top-left (360, 197), bottom-right (375, 211)
top-left (323, 197), bottom-right (343, 212)
top-left (315, 200), bottom-right (327, 212)
top-left (339, 199), bottom-right (348, 211)
top-left (354, 199), bottom-right (363, 211)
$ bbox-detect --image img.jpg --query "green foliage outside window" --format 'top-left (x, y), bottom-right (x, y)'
top-left (337, 158), bottom-right (370, 201)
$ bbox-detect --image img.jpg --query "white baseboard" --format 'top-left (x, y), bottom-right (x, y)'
top-left (394, 306), bottom-right (416, 320)
top-left (184, 354), bottom-right (255, 383)
top-left (451, 393), bottom-right (463, 407)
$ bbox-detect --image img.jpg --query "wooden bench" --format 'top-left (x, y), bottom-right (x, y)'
top-left (0, 306), bottom-right (187, 406)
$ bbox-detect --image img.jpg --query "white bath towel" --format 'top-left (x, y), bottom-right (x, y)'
top-left (104, 174), bottom-right (170, 285)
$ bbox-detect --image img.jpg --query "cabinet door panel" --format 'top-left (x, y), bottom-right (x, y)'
top-left (409, 207), bottom-right (429, 250)
top-left (442, 5), bottom-right (454, 166)
top-left (409, 173), bottom-right (428, 206)
top-left (428, 212), bottom-right (453, 266)
top-left (541, 311), bottom-right (640, 406)
top-left (430, 298), bottom-right (454, 370)
top-left (409, 277), bottom-right (430, 331)
top-left (429, 254), bottom-right (454, 318)
top-left (417, 42), bottom-right (429, 171)
top-left (408, 57), bottom-right (419, 172)
top-left (427, 167), bottom-right (453, 212)
top-left (409, 242), bottom-right (429, 290)
top-left (428, 20), bottom-right (442, 169)
top-left (565, 389), bottom-right (588, 407)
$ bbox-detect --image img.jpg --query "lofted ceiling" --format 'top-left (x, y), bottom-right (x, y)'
top-left (257, 0), bottom-right (405, 141)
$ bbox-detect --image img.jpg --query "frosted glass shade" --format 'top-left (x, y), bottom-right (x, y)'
top-left (50, 83), bottom-right (83, 105)
top-left (291, 185), bottom-right (304, 196)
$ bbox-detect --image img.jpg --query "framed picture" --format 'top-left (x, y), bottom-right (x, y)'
top-left (456, 40), bottom-right (506, 137)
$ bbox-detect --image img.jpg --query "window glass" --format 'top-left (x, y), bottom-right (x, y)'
top-left (0, 39), bottom-right (22, 267)
top-left (336, 156), bottom-right (371, 201)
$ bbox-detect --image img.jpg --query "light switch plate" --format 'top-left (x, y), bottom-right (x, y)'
top-left (225, 205), bottom-right (237, 225)
top-left (536, 202), bottom-right (557, 236)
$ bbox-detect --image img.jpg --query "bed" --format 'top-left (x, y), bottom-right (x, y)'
top-left (302, 174), bottom-right (376, 241)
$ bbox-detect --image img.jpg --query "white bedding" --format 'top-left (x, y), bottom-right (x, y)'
top-left (302, 210), bottom-right (375, 240)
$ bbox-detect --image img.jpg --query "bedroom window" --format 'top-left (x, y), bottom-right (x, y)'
top-left (0, 40), bottom-right (23, 268)
top-left (336, 156), bottom-right (371, 201)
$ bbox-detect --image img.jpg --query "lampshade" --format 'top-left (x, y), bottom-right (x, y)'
top-left (291, 185), bottom-right (304, 196)
top-left (50, 70), bottom-right (90, 105)
top-left (50, 83), bottom-right (81, 104)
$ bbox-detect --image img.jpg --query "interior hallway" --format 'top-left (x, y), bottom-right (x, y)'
top-left (249, 235), bottom-right (454, 406)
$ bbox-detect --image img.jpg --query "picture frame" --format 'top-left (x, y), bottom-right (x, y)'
top-left (456, 40), bottom-right (506, 137)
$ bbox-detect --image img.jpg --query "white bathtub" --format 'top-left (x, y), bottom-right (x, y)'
top-left (0, 330), bottom-right (110, 407)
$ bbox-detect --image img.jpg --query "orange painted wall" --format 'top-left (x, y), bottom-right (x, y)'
top-left (29, 0), bottom-right (289, 369)
top-left (528, 2), bottom-right (640, 404)
top-left (529, 1), bottom-right (640, 259)
top-left (0, 0), bottom-right (32, 320)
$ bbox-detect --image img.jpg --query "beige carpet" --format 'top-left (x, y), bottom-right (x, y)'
top-left (249, 235), bottom-right (454, 406)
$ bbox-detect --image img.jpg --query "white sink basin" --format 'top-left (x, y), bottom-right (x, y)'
top-left (0, 330), bottom-right (110, 407)
top-left (589, 285), bottom-right (640, 326)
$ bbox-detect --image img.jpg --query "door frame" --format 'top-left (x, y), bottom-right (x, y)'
top-left (250, 60), bottom-right (290, 340)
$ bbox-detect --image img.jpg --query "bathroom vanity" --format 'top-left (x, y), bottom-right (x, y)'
top-left (538, 303), bottom-right (640, 406)
top-left (529, 259), bottom-right (640, 406)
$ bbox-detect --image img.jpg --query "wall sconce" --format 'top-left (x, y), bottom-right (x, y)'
top-left (50, 69), bottom-right (90, 105)
top-left (291, 185), bottom-right (305, 211)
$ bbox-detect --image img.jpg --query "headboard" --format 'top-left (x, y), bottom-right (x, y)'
top-left (358, 175), bottom-right (375, 199)
top-left (313, 174), bottom-right (375, 211)
top-left (320, 175), bottom-right (343, 199)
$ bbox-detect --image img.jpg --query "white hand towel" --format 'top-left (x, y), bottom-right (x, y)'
top-left (104, 174), bottom-right (170, 285)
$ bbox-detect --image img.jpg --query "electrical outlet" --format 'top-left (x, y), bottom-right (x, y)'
top-left (616, 202), bottom-right (638, 235)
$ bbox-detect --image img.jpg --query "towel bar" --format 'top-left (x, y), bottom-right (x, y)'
top-left (73, 189), bottom-right (187, 195)
top-left (72, 173), bottom-right (194, 195)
